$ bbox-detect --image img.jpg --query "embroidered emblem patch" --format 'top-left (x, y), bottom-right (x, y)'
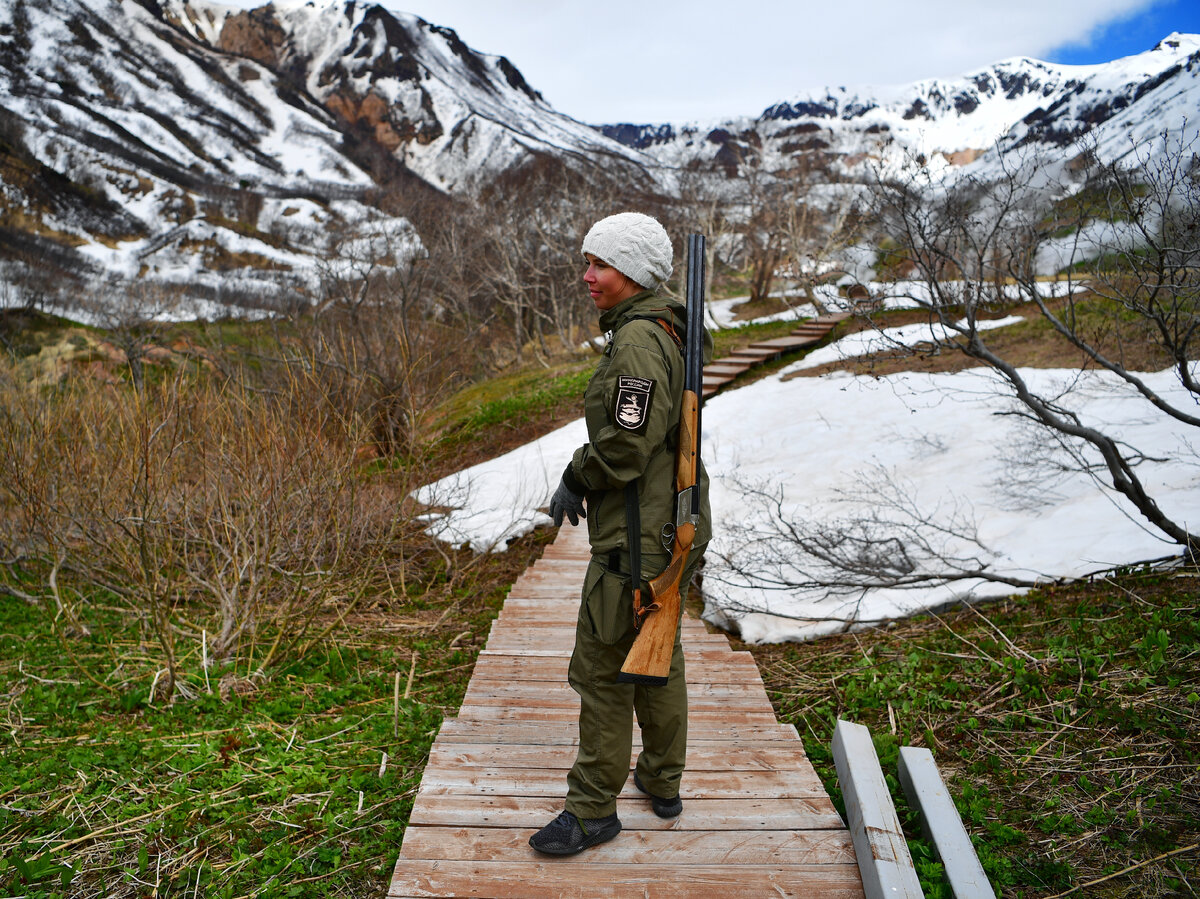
top-left (614, 376), bottom-right (655, 433)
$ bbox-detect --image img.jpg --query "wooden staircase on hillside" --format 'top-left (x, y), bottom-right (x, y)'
top-left (702, 313), bottom-right (848, 398)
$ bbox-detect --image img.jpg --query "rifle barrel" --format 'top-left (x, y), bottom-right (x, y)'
top-left (686, 233), bottom-right (705, 517)
top-left (686, 233), bottom-right (706, 394)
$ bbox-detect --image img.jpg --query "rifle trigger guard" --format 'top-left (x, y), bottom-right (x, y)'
top-left (660, 522), bottom-right (675, 552)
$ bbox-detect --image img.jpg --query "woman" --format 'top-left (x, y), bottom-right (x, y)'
top-left (530, 212), bottom-right (712, 856)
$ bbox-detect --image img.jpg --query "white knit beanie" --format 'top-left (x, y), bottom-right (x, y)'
top-left (581, 212), bottom-right (673, 289)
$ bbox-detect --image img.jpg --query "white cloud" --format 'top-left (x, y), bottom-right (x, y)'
top-left (386, 0), bottom-right (1161, 121)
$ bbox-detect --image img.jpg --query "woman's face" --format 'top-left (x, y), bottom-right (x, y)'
top-left (583, 253), bottom-right (643, 311)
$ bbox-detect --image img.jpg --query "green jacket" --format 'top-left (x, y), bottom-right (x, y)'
top-left (565, 290), bottom-right (712, 564)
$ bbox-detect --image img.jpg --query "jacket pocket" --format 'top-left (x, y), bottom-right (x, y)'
top-left (581, 561), bottom-right (633, 646)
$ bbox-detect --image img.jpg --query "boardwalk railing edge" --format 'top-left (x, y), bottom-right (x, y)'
top-left (833, 719), bottom-right (996, 899)
top-left (832, 718), bottom-right (923, 899)
top-left (898, 746), bottom-right (998, 899)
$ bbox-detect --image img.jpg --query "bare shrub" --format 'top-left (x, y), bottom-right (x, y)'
top-left (712, 465), bottom-right (1039, 628)
top-left (0, 361), bottom-right (424, 700)
top-left (863, 130), bottom-right (1199, 561)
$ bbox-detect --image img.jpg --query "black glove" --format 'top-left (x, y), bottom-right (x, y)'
top-left (549, 467), bottom-right (586, 527)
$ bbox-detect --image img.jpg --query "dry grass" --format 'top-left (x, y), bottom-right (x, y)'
top-left (785, 293), bottom-right (1178, 380)
top-left (0, 334), bottom-right (450, 697)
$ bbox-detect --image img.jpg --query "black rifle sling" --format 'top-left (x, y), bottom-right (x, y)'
top-left (624, 481), bottom-right (640, 625)
top-left (625, 479), bottom-right (661, 630)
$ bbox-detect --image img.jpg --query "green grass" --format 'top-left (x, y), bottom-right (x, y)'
top-left (747, 567), bottom-right (1200, 898)
top-left (441, 367), bottom-right (591, 441)
top-left (0, 531), bottom-right (552, 899)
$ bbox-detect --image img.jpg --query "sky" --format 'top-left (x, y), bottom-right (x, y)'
top-left (379, 0), bottom-right (1200, 123)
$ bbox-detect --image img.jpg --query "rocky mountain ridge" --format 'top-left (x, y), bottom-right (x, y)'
top-left (0, 0), bottom-right (659, 317)
top-left (604, 33), bottom-right (1200, 181)
top-left (160, 0), bottom-right (655, 193)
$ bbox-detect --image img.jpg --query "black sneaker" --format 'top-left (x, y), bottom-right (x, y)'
top-left (528, 810), bottom-right (621, 855)
top-left (634, 772), bottom-right (683, 818)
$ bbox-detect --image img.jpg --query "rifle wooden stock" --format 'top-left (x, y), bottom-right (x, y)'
top-left (618, 390), bottom-right (699, 685)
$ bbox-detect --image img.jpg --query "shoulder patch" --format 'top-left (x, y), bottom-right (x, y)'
top-left (613, 376), bottom-right (655, 434)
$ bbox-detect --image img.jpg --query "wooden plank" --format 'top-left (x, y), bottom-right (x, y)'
top-left (461, 680), bottom-right (777, 710)
top-left (476, 647), bottom-right (748, 664)
top-left (407, 795), bottom-right (846, 831)
top-left (898, 747), bottom-right (996, 899)
top-left (469, 655), bottom-right (762, 684)
top-left (832, 720), bottom-right (922, 899)
top-left (400, 825), bottom-right (857, 865)
top-left (470, 648), bottom-right (741, 666)
top-left (703, 363), bottom-right (751, 377)
top-left (434, 717), bottom-right (801, 745)
top-left (727, 346), bottom-right (779, 359)
top-left (492, 615), bottom-right (717, 637)
top-left (483, 631), bottom-right (721, 646)
top-left (488, 615), bottom-right (715, 629)
top-left (455, 694), bottom-right (775, 716)
top-left (471, 653), bottom-right (750, 670)
top-left (492, 622), bottom-right (717, 644)
top-left (746, 335), bottom-right (821, 351)
top-left (388, 861), bottom-right (865, 898)
top-left (495, 595), bottom-right (714, 609)
top-left (427, 740), bottom-right (820, 772)
top-left (416, 767), bottom-right (830, 799)
top-left (453, 705), bottom-right (781, 725)
top-left (456, 696), bottom-right (778, 717)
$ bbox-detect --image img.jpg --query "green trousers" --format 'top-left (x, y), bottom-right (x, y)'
top-left (564, 549), bottom-right (704, 819)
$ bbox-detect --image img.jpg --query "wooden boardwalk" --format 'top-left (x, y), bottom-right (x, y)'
top-left (702, 312), bottom-right (848, 397)
top-left (389, 523), bottom-right (865, 898)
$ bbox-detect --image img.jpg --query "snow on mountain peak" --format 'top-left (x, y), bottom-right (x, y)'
top-left (605, 33), bottom-right (1199, 185)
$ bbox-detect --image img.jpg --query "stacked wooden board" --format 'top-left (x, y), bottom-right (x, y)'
top-left (389, 523), bottom-right (865, 898)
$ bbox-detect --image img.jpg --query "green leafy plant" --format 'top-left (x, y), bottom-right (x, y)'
top-left (750, 568), bottom-right (1200, 898)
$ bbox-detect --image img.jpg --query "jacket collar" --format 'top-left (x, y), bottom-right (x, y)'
top-left (598, 290), bottom-right (685, 333)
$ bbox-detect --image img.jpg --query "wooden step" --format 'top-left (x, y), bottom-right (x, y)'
top-left (746, 335), bottom-right (822, 351)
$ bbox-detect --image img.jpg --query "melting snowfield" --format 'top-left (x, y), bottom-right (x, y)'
top-left (415, 319), bottom-right (1200, 643)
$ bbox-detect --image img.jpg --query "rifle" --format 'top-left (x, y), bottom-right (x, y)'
top-left (618, 233), bottom-right (706, 686)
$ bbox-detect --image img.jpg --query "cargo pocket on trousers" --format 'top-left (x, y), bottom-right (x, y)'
top-left (581, 563), bottom-right (633, 646)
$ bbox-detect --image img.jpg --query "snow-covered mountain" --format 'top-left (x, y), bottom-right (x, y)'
top-left (160, 0), bottom-right (656, 193)
top-left (602, 34), bottom-right (1200, 179)
top-left (0, 0), bottom-right (655, 313)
